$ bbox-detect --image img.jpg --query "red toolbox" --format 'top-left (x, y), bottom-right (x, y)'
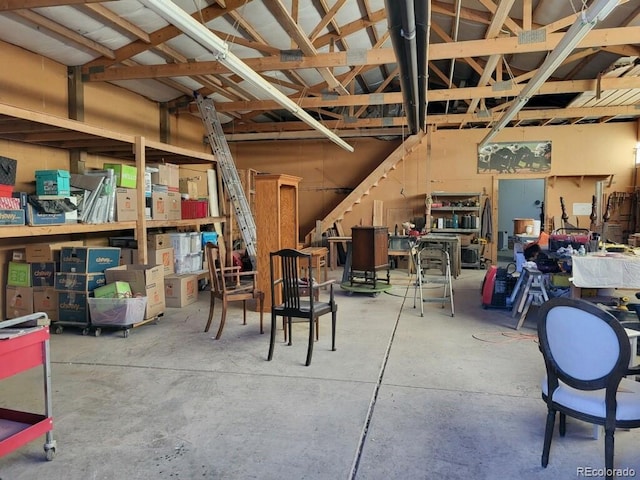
top-left (549, 228), bottom-right (590, 252)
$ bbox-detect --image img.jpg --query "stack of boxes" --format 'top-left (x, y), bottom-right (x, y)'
top-left (6, 259), bottom-right (56, 320)
top-left (5, 241), bottom-right (84, 321)
top-left (27, 169), bottom-right (77, 226)
top-left (105, 163), bottom-right (139, 223)
top-left (148, 163), bottom-right (180, 221)
top-left (147, 233), bottom-right (175, 276)
top-left (163, 232), bottom-right (203, 308)
top-left (55, 246), bottom-right (121, 325)
top-left (0, 156), bottom-right (24, 226)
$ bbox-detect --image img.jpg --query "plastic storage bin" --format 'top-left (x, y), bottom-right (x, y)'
top-left (88, 296), bottom-right (147, 327)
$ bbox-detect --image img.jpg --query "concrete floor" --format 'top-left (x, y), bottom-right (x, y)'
top-left (2, 265), bottom-right (640, 480)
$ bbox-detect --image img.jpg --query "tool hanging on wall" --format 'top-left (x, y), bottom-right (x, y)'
top-left (590, 195), bottom-right (598, 232)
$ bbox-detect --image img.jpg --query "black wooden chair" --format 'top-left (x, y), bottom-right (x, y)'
top-left (204, 242), bottom-right (264, 340)
top-left (267, 248), bottom-right (337, 366)
top-left (537, 297), bottom-right (640, 480)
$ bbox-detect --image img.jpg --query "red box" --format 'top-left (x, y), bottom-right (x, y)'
top-left (0, 184), bottom-right (13, 198)
top-left (181, 200), bottom-right (208, 219)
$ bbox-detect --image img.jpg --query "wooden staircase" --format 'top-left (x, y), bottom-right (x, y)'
top-left (305, 132), bottom-right (425, 243)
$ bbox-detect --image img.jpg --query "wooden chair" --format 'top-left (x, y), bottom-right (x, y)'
top-left (267, 248), bottom-right (337, 366)
top-left (204, 242), bottom-right (264, 340)
top-left (537, 297), bottom-right (640, 479)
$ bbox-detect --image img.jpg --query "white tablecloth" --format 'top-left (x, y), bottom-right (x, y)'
top-left (571, 254), bottom-right (640, 288)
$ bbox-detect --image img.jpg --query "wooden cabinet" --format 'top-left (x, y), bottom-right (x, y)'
top-left (255, 174), bottom-right (301, 310)
top-left (350, 226), bottom-right (390, 288)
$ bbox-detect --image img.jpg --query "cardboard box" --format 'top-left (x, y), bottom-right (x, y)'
top-left (60, 247), bottom-right (121, 273)
top-left (147, 233), bottom-right (171, 250)
top-left (26, 204), bottom-right (66, 226)
top-left (8, 261), bottom-right (31, 287)
top-left (0, 209), bottom-right (25, 225)
top-left (115, 188), bottom-right (138, 222)
top-left (30, 262), bottom-right (56, 287)
top-left (57, 291), bottom-right (89, 324)
top-left (93, 281), bottom-right (132, 299)
top-left (164, 274), bottom-right (198, 308)
top-left (150, 163), bottom-right (179, 190)
top-left (167, 191), bottom-right (181, 220)
top-left (25, 241), bottom-right (84, 263)
top-left (6, 285), bottom-right (34, 319)
top-left (55, 272), bottom-right (107, 292)
top-left (120, 248), bottom-right (134, 265)
top-left (151, 191), bottom-right (168, 220)
top-left (104, 163), bottom-right (137, 188)
top-left (148, 248), bottom-right (175, 276)
top-left (35, 169), bottom-right (71, 196)
top-left (105, 264), bottom-right (165, 319)
top-left (33, 286), bottom-right (57, 322)
top-left (179, 178), bottom-right (198, 199)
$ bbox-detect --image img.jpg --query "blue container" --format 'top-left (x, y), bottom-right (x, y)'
top-left (35, 169), bottom-right (71, 196)
top-left (202, 232), bottom-right (218, 246)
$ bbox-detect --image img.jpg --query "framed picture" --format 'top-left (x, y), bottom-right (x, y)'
top-left (478, 141), bottom-right (551, 174)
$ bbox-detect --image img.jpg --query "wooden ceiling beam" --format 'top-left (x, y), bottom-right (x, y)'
top-left (265, 0), bottom-right (348, 95)
top-left (84, 26), bottom-right (640, 80)
top-left (83, 0), bottom-right (253, 70)
top-left (211, 75), bottom-right (640, 112)
top-left (80, 4), bottom-right (151, 44)
top-left (0, 0), bottom-right (103, 9)
top-left (12, 8), bottom-right (116, 59)
top-left (223, 104), bottom-right (640, 134)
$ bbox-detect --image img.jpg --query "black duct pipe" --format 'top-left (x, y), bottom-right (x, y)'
top-left (384, 0), bottom-right (429, 134)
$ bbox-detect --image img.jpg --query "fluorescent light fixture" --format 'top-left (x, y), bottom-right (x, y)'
top-left (478, 0), bottom-right (620, 148)
top-left (636, 142), bottom-right (640, 165)
top-left (138, 0), bottom-right (354, 153)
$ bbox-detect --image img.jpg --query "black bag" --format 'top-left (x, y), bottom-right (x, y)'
top-left (0, 156), bottom-right (17, 186)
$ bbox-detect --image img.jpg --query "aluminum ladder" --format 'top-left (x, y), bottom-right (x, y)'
top-left (195, 94), bottom-right (257, 269)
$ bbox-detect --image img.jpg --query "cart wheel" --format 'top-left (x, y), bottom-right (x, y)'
top-left (82, 328), bottom-right (89, 336)
top-left (54, 326), bottom-right (63, 335)
top-left (45, 446), bottom-right (55, 461)
top-left (94, 328), bottom-right (101, 337)
top-left (123, 329), bottom-right (130, 338)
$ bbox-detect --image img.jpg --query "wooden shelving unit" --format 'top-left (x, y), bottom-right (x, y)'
top-left (0, 102), bottom-right (224, 263)
top-left (428, 192), bottom-right (482, 269)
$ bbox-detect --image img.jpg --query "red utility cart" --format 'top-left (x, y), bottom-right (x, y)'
top-left (0, 313), bottom-right (56, 460)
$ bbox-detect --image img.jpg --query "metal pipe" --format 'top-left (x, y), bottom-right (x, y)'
top-left (400, 0), bottom-right (420, 134)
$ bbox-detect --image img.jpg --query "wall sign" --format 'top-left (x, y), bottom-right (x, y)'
top-left (477, 141), bottom-right (551, 174)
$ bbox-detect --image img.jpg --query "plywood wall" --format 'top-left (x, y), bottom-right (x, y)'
top-left (0, 38), bottom-right (638, 266)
